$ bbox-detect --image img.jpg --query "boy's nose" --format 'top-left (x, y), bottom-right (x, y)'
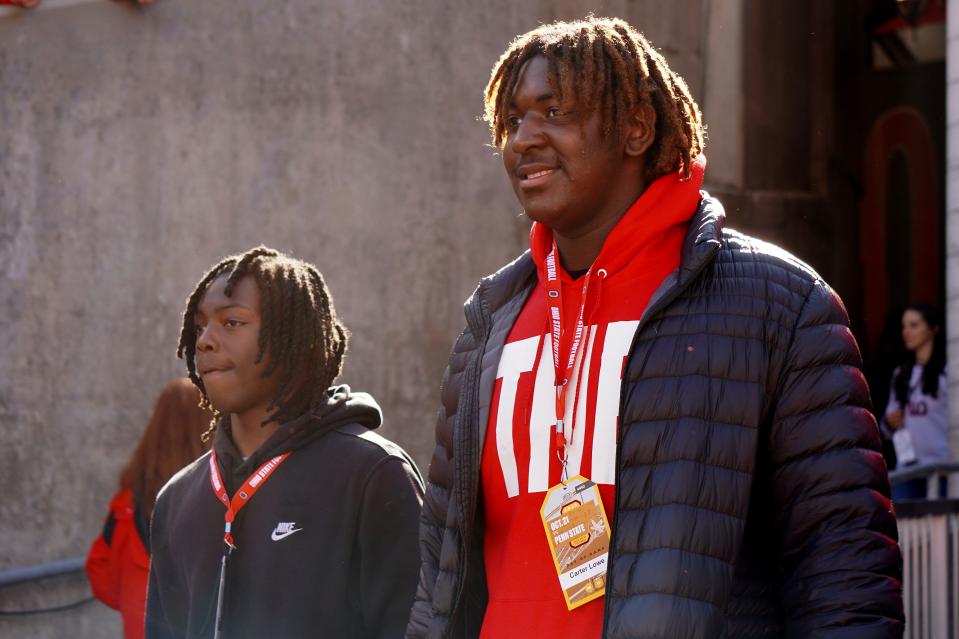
top-left (196, 327), bottom-right (216, 352)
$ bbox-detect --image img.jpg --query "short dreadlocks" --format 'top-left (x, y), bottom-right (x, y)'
top-left (484, 16), bottom-right (705, 182)
top-left (177, 246), bottom-right (349, 440)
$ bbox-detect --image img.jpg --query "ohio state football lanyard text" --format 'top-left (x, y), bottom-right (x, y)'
top-left (208, 450), bottom-right (290, 551)
top-left (544, 243), bottom-right (592, 481)
top-left (208, 449), bottom-right (290, 639)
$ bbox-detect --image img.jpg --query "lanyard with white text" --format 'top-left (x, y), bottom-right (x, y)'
top-left (208, 450), bottom-right (290, 551)
top-left (544, 243), bottom-right (592, 481)
top-left (208, 449), bottom-right (290, 639)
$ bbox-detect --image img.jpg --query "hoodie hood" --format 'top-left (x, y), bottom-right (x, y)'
top-left (214, 384), bottom-right (383, 481)
top-left (529, 154), bottom-right (706, 280)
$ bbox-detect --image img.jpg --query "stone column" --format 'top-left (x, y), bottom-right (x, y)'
top-left (947, 1), bottom-right (959, 494)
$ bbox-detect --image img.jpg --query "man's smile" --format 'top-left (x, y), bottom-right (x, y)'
top-left (516, 163), bottom-right (559, 188)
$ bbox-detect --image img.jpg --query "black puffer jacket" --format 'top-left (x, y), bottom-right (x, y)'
top-left (407, 197), bottom-right (903, 639)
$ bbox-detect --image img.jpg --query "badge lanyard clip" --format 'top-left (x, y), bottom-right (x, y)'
top-left (555, 418), bottom-right (569, 483)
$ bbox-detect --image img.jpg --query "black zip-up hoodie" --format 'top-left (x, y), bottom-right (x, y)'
top-left (146, 385), bottom-right (424, 639)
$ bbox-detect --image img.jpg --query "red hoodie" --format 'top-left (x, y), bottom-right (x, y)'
top-left (479, 157), bottom-right (706, 638)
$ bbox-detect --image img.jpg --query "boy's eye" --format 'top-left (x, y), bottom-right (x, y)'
top-left (224, 319), bottom-right (244, 328)
top-left (506, 115), bottom-right (522, 129)
top-left (545, 107), bottom-right (560, 118)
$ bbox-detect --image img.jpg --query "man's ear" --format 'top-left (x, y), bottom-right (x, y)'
top-left (624, 102), bottom-right (656, 157)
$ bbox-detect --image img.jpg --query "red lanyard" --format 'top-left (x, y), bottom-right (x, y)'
top-left (208, 450), bottom-right (290, 551)
top-left (544, 243), bottom-right (592, 473)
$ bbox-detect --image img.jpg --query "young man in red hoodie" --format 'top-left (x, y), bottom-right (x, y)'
top-left (407, 16), bottom-right (904, 639)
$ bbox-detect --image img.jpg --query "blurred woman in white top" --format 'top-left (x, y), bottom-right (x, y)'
top-left (885, 304), bottom-right (948, 499)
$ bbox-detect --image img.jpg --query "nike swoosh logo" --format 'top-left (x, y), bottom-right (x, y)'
top-left (271, 527), bottom-right (302, 541)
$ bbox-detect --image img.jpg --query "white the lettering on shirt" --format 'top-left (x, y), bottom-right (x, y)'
top-left (494, 321), bottom-right (639, 497)
top-left (494, 336), bottom-right (540, 497)
top-left (591, 321), bottom-right (638, 485)
top-left (526, 338), bottom-right (555, 494)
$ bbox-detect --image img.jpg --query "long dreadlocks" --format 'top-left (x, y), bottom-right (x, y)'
top-left (176, 246), bottom-right (349, 441)
top-left (484, 16), bottom-right (705, 182)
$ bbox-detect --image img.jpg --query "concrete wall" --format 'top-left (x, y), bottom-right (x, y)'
top-left (0, 0), bottom-right (718, 636)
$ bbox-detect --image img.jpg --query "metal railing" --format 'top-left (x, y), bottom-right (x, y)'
top-left (896, 500), bottom-right (959, 639)
top-left (889, 462), bottom-right (959, 499)
top-left (0, 557), bottom-right (85, 589)
top-left (0, 556), bottom-right (93, 617)
top-left (891, 463), bottom-right (959, 639)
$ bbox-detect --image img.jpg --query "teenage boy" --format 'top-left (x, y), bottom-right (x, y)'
top-left (408, 17), bottom-right (903, 639)
top-left (146, 246), bottom-right (424, 639)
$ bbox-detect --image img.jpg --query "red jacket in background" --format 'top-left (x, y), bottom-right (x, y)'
top-left (86, 488), bottom-right (150, 639)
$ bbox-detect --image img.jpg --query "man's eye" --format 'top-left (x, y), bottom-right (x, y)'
top-left (225, 319), bottom-right (244, 328)
top-left (545, 107), bottom-right (561, 118)
top-left (507, 115), bottom-right (522, 129)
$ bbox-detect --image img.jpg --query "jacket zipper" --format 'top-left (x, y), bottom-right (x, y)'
top-left (600, 253), bottom-right (718, 636)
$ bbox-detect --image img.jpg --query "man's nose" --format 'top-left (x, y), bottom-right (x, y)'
top-left (510, 116), bottom-right (545, 155)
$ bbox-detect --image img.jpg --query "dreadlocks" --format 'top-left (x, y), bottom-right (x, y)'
top-left (484, 16), bottom-right (705, 182)
top-left (176, 246), bottom-right (349, 441)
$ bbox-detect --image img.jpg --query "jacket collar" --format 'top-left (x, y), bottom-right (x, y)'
top-left (470, 251), bottom-right (537, 321)
top-left (474, 193), bottom-right (726, 316)
top-left (679, 194), bottom-right (725, 285)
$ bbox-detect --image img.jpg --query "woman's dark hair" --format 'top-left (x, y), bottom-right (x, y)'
top-left (893, 304), bottom-right (945, 405)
